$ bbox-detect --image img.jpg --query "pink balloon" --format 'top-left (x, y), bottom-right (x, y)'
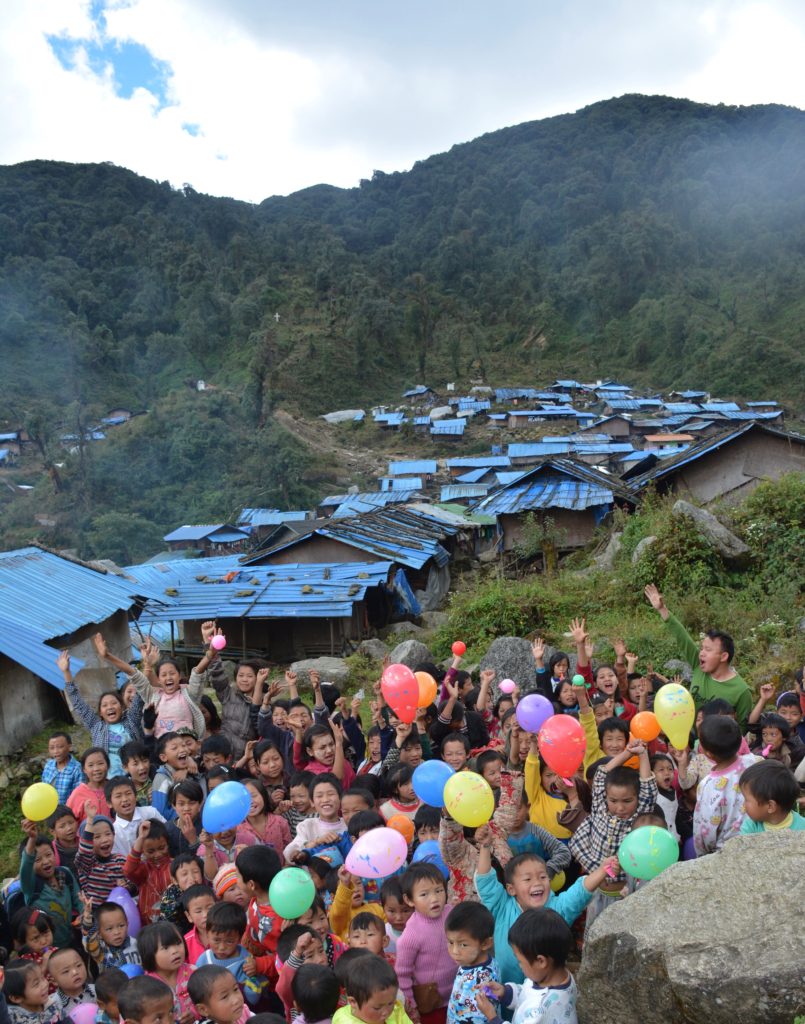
top-left (516, 693), bottom-right (554, 733)
top-left (211, 635), bottom-right (227, 651)
top-left (345, 826), bottom-right (408, 879)
top-left (381, 663), bottom-right (418, 724)
top-left (499, 679), bottom-right (516, 694)
top-left (69, 1005), bottom-right (98, 1024)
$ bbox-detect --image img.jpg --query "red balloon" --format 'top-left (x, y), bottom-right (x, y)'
top-left (451, 640), bottom-right (466, 656)
top-left (381, 663), bottom-right (418, 724)
top-left (537, 715), bottom-right (587, 778)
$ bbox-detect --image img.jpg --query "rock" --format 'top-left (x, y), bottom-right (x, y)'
top-left (289, 657), bottom-right (350, 689)
top-left (478, 548), bottom-right (499, 564)
top-left (671, 500), bottom-right (751, 567)
top-left (479, 637), bottom-right (540, 693)
top-left (592, 531), bottom-right (622, 570)
top-left (381, 621), bottom-right (427, 639)
top-left (356, 639), bottom-right (388, 662)
top-left (578, 832), bottom-right (805, 1024)
top-left (388, 639), bottom-right (434, 669)
top-left (631, 535), bottom-right (657, 564)
top-left (419, 610), bottom-right (449, 630)
top-left (0, 770), bottom-right (9, 789)
top-left (663, 658), bottom-right (693, 683)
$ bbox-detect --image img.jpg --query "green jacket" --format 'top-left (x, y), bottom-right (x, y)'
top-left (20, 849), bottom-right (83, 947)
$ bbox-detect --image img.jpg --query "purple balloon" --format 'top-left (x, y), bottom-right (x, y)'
top-left (682, 837), bottom-right (697, 861)
top-left (516, 693), bottom-right (554, 733)
top-left (107, 885), bottom-right (141, 938)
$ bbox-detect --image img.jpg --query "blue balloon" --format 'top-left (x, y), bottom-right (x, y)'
top-left (120, 964), bottom-right (143, 979)
top-left (412, 840), bottom-right (449, 879)
top-left (412, 760), bottom-right (454, 807)
top-left (201, 780), bottom-right (252, 833)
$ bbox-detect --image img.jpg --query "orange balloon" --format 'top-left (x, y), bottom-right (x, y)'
top-left (415, 671), bottom-right (438, 708)
top-left (630, 711), bottom-right (661, 742)
top-left (387, 814), bottom-right (415, 845)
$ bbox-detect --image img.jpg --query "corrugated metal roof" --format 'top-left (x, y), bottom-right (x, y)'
top-left (380, 477), bottom-right (424, 492)
top-left (746, 401), bottom-right (779, 407)
top-left (331, 490), bottom-right (422, 518)
top-left (430, 420), bottom-right (466, 435)
top-left (446, 456), bottom-right (511, 468)
top-left (238, 509), bottom-right (310, 527)
top-left (674, 391), bottom-right (708, 399)
top-left (487, 413), bottom-right (508, 421)
top-left (508, 442), bottom-right (572, 457)
top-left (0, 615), bottom-right (86, 690)
top-left (403, 385), bottom-right (433, 397)
top-left (496, 470), bottom-right (527, 485)
top-left (457, 399), bottom-right (491, 411)
top-left (163, 524), bottom-right (249, 543)
top-left (494, 388), bottom-right (541, 402)
top-left (456, 467), bottom-right (491, 483)
top-left (716, 410), bottom-right (784, 421)
top-left (373, 412), bottom-right (407, 426)
top-left (604, 399), bottom-right (643, 411)
top-left (573, 443), bottom-right (636, 456)
top-left (663, 403), bottom-right (703, 414)
top-left (475, 470), bottom-right (616, 515)
top-left (102, 415), bottom-right (128, 425)
top-left (413, 416), bottom-right (431, 426)
top-left (635, 399), bottom-right (663, 408)
top-left (0, 449), bottom-right (9, 462)
top-left (0, 432), bottom-right (18, 441)
top-left (388, 460), bottom-right (437, 476)
top-left (551, 380), bottom-right (584, 389)
top-left (701, 402), bottom-right (740, 412)
top-left (440, 484), bottom-right (491, 501)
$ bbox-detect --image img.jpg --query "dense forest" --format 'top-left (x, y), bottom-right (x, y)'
top-left (2, 93), bottom-right (805, 560)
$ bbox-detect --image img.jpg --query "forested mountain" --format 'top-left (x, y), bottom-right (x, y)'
top-left (2, 93), bottom-right (805, 560)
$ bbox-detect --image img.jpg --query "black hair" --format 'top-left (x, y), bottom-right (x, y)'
top-left (347, 810), bottom-right (385, 839)
top-left (503, 853), bottom-right (547, 886)
top-left (508, 907), bottom-right (573, 966)
top-left (105, 776), bottom-right (137, 802)
top-left (137, 921), bottom-right (187, 972)
top-left (295, 893), bottom-right (327, 922)
top-left (463, 686), bottom-right (481, 711)
top-left (704, 629), bottom-right (734, 662)
top-left (199, 695), bottom-right (223, 732)
top-left (700, 698), bottom-right (735, 718)
top-left (590, 693), bottom-right (611, 708)
top-left (438, 701), bottom-right (466, 725)
top-left (548, 651), bottom-right (570, 676)
top-left (776, 692), bottom-right (802, 710)
top-left (475, 749), bottom-right (505, 777)
top-left (698, 716), bottom-right (742, 761)
top-left (272, 698), bottom-right (291, 713)
top-left (399, 862), bottom-right (447, 900)
top-left (97, 689), bottom-right (124, 712)
top-left (649, 753), bottom-right (674, 770)
top-left (353, 772), bottom-right (381, 800)
top-left (243, 778), bottom-right (271, 814)
top-left (303, 724), bottom-right (336, 755)
top-left (206, 765), bottom-right (238, 785)
top-left (237, 659), bottom-right (266, 674)
top-left (171, 853), bottom-right (204, 881)
top-left (348, 911), bottom-right (385, 936)
top-left (48, 730), bottom-right (72, 745)
top-left (169, 779), bottom-right (204, 807)
top-left (277, 924), bottom-right (319, 964)
top-left (182, 883), bottom-right (215, 911)
top-left (142, 820), bottom-right (169, 844)
top-left (187, 965), bottom-right (232, 1008)
top-left (413, 805), bottom-right (441, 831)
top-left (384, 764), bottom-right (414, 800)
top-left (44, 946), bottom-right (84, 971)
top-left (95, 967), bottom-right (129, 1004)
top-left (118, 975), bottom-right (174, 1021)
top-left (200, 734), bottom-right (233, 759)
top-left (399, 729), bottom-right (423, 752)
top-left (81, 746), bottom-right (110, 768)
top-left (740, 760), bottom-right (800, 812)
top-left (605, 766), bottom-right (640, 797)
top-left (597, 717), bottom-right (629, 743)
top-left (156, 732), bottom-right (181, 758)
top-left (633, 809), bottom-right (668, 829)
top-left (95, 902), bottom-right (128, 926)
top-left (585, 756), bottom-right (611, 782)
top-left (49, 804), bottom-right (78, 829)
top-left (205, 901), bottom-right (247, 935)
top-left (309, 772), bottom-right (342, 798)
top-left (120, 740), bottom-right (151, 765)
top-left (379, 877), bottom-right (404, 904)
top-left (292, 964), bottom-right (340, 1023)
top-left (342, 787), bottom-right (375, 809)
top-left (441, 733), bottom-right (471, 754)
top-left (444, 902), bottom-right (494, 942)
top-left (4, 960), bottom-right (45, 1004)
top-left (493, 694), bottom-right (514, 718)
top-left (759, 712), bottom-right (791, 739)
top-left (414, 662), bottom-right (446, 684)
top-left (333, 947), bottom-right (373, 988)
top-left (307, 857), bottom-right (337, 886)
top-left (289, 770), bottom-right (315, 791)
top-left (156, 657), bottom-right (182, 674)
top-left (235, 845), bottom-right (281, 890)
top-left (344, 953), bottom-right (397, 1006)
top-left (10, 907), bottom-right (54, 946)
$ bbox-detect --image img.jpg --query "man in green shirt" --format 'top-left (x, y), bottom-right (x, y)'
top-left (644, 583), bottom-right (753, 729)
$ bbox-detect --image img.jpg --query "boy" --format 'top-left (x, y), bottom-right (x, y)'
top-left (118, 975), bottom-right (175, 1024)
top-left (196, 901), bottom-right (269, 1006)
top-left (276, 927), bottom-right (329, 1018)
top-left (152, 733), bottom-right (191, 820)
top-left (739, 760), bottom-right (805, 832)
top-left (380, 877), bottom-right (413, 954)
top-left (693, 716), bottom-right (758, 855)
top-left (477, 909), bottom-right (577, 1024)
top-left (347, 913), bottom-right (392, 961)
top-left (183, 883), bottom-right (217, 963)
top-left (776, 691), bottom-right (805, 745)
top-left (440, 736), bottom-right (470, 774)
top-left (572, 683), bottom-right (630, 771)
top-left (285, 771), bottom-right (316, 837)
top-left (340, 790), bottom-right (375, 827)
top-left (46, 947), bottom-right (95, 1015)
top-left (95, 967), bottom-right (129, 1024)
top-left (160, 852), bottom-right (205, 928)
top-left (645, 583), bottom-right (752, 727)
top-left (42, 732), bottom-right (82, 803)
top-left (201, 735), bottom-right (234, 773)
top-left (82, 899), bottom-right (141, 969)
top-left (333, 954), bottom-right (413, 1024)
top-left (107, 777), bottom-right (165, 856)
top-left (165, 779), bottom-right (205, 856)
top-left (291, 963), bottom-right (340, 1024)
top-left (444, 903), bottom-right (499, 1024)
top-left (121, 741), bottom-right (154, 806)
top-left (188, 964), bottom-right (252, 1024)
top-left (236, 846), bottom-right (283, 976)
top-left (124, 820), bottom-right (173, 923)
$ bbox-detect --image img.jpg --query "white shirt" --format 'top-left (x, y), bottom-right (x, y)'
top-left (113, 806), bottom-right (166, 856)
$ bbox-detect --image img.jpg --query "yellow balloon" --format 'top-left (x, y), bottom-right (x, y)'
top-left (443, 771), bottom-right (495, 828)
top-left (21, 782), bottom-right (59, 822)
top-left (654, 683), bottom-right (695, 748)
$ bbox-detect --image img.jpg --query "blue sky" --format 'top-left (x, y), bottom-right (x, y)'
top-left (2, 0), bottom-right (805, 201)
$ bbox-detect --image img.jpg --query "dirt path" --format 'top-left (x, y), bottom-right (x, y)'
top-left (273, 408), bottom-right (386, 478)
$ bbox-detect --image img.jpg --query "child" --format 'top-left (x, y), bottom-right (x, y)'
top-left (284, 771), bottom-right (316, 837)
top-left (522, 738), bottom-right (575, 841)
top-left (693, 716), bottom-right (759, 855)
top-left (444, 903), bottom-right (499, 1024)
top-left (395, 864), bottom-right (457, 1024)
top-left (10, 909), bottom-right (55, 981)
top-left (333, 953), bottom-right (413, 1024)
top-left (160, 853), bottom-right (205, 928)
top-left (19, 821), bottom-right (82, 948)
top-left (503, 794), bottom-right (572, 884)
top-left (776, 690), bottom-right (805, 744)
top-left (379, 878), bottom-right (413, 955)
top-left (291, 963), bottom-right (340, 1024)
top-left (340, 790), bottom-right (375, 828)
top-left (66, 748), bottom-right (112, 825)
top-left (739, 760), bottom-right (805, 832)
top-left (196, 902), bottom-right (269, 1006)
top-left (379, 766), bottom-right (421, 823)
top-left (276, 927), bottom-right (329, 1018)
top-left (152, 733), bottom-right (193, 822)
top-left (49, 806), bottom-right (79, 876)
top-left (42, 732), bottom-right (83, 804)
top-left (476, 909), bottom-right (577, 1024)
top-left (139, 921), bottom-right (196, 1024)
top-left (196, 621), bottom-right (259, 760)
top-left (236, 780), bottom-right (292, 862)
top-left (165, 780), bottom-right (205, 856)
top-left (215, 864), bottom-right (248, 907)
top-left (201, 736), bottom-right (234, 774)
top-left (236, 845), bottom-right (283, 975)
top-left (124, 820), bottom-right (174, 923)
top-left (183, 884), bottom-right (216, 963)
top-left (121, 741), bottom-right (154, 806)
top-left (650, 753), bottom-right (680, 840)
top-left (118, 975), bottom-right (176, 1024)
top-left (82, 899), bottom-right (141, 969)
top-left (107, 777), bottom-right (165, 856)
top-left (347, 914), bottom-right (392, 961)
top-left (295, 896), bottom-right (347, 968)
top-left (46, 947), bottom-right (95, 1015)
top-left (413, 807), bottom-right (440, 846)
top-left (329, 868), bottom-right (386, 941)
top-left (284, 776), bottom-right (347, 865)
top-left (357, 727), bottom-right (383, 776)
top-left (4, 959), bottom-right (59, 1024)
top-left (294, 724), bottom-right (356, 788)
top-left (199, 827), bottom-right (249, 882)
top-left (748, 711), bottom-right (805, 771)
top-left (95, 967), bottom-right (129, 1024)
top-left (75, 810), bottom-right (128, 906)
top-left (440, 736), bottom-right (470, 774)
top-left (187, 964), bottom-right (253, 1024)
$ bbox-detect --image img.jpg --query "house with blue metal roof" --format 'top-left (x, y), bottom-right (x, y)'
top-left (446, 456), bottom-right (511, 474)
top-left (508, 441), bottom-right (573, 464)
top-left (440, 483), bottom-right (491, 503)
top-left (430, 419), bottom-right (466, 438)
top-left (380, 476), bottom-right (424, 493)
top-left (579, 415), bottom-right (633, 439)
top-left (163, 524), bottom-right (250, 556)
top-left (388, 460), bottom-right (437, 477)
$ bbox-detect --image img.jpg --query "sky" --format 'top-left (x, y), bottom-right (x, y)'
top-left (2, 0), bottom-right (805, 203)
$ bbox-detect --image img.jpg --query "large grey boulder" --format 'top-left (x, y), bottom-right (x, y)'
top-left (357, 639), bottom-right (388, 662)
top-left (671, 500), bottom-right (751, 567)
top-left (663, 658), bottom-right (693, 683)
top-left (388, 639), bottom-right (433, 668)
top-left (577, 831), bottom-right (805, 1024)
top-left (479, 637), bottom-right (539, 693)
top-left (631, 535), bottom-right (657, 564)
top-left (290, 657), bottom-right (350, 689)
top-left (592, 531), bottom-right (623, 570)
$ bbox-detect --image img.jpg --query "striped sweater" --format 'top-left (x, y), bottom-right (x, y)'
top-left (75, 835), bottom-right (127, 906)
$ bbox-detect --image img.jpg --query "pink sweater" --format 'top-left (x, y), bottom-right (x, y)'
top-left (395, 906), bottom-right (457, 1013)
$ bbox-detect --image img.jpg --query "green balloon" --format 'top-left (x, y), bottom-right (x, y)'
top-left (618, 825), bottom-right (679, 880)
top-left (268, 867), bottom-right (316, 919)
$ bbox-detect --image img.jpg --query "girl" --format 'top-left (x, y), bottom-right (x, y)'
top-left (252, 739), bottom-right (288, 804)
top-left (293, 723), bottom-right (355, 787)
top-left (199, 695), bottom-right (222, 735)
top-left (49, 806), bottom-right (79, 876)
top-left (379, 765), bottom-right (421, 823)
top-left (283, 774), bottom-right (347, 864)
top-left (19, 822), bottom-right (83, 949)
top-left (4, 959), bottom-right (58, 1024)
top-left (11, 909), bottom-right (56, 992)
top-left (75, 811), bottom-right (127, 906)
top-left (58, 650), bottom-right (142, 776)
top-left (651, 753), bottom-right (680, 840)
top-left (235, 780), bottom-right (292, 862)
top-left (165, 779), bottom-right (204, 856)
top-left (66, 748), bottom-right (111, 825)
top-left (357, 726), bottom-right (383, 775)
top-left (524, 736), bottom-right (575, 841)
top-left (552, 678), bottom-right (579, 714)
top-left (139, 921), bottom-right (195, 1024)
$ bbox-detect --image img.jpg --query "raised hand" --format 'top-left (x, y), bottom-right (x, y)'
top-left (92, 632), bottom-right (108, 660)
top-left (308, 670), bottom-right (321, 689)
top-left (395, 722), bottom-right (412, 743)
top-left (256, 667), bottom-right (270, 688)
top-left (612, 637), bottom-right (627, 660)
top-left (759, 683), bottom-right (775, 702)
top-left (57, 650), bottom-right (71, 674)
top-left (474, 824), bottom-right (493, 847)
top-left (480, 668), bottom-right (496, 687)
top-left (531, 636), bottom-right (545, 663)
top-left (337, 865), bottom-right (353, 887)
top-left (626, 738), bottom-right (646, 755)
top-left (644, 584), bottom-right (667, 615)
top-left (568, 617), bottom-right (587, 646)
top-left (201, 620), bottom-right (217, 644)
top-left (137, 820), bottom-right (152, 840)
top-left (626, 652), bottom-right (639, 673)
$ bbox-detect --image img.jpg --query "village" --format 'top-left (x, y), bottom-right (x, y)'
top-left (0, 377), bottom-right (803, 754)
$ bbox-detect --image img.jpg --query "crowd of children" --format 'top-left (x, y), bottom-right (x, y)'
top-left (2, 590), bottom-right (804, 1024)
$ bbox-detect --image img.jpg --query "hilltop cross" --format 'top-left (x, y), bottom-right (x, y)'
top-left (274, 312), bottom-right (281, 322)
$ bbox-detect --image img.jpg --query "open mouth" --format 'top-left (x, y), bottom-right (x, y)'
top-left (528, 887), bottom-right (546, 902)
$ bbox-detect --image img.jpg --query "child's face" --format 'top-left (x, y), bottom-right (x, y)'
top-left (350, 878), bottom-right (366, 907)
top-left (175, 861), bottom-right (204, 891)
top-left (19, 965), bottom-right (50, 1009)
top-left (235, 666), bottom-right (257, 695)
top-left (158, 662), bottom-right (182, 695)
top-left (203, 752), bottom-right (228, 771)
top-left (98, 908), bottom-right (128, 947)
top-left (48, 950), bottom-right (87, 995)
top-left (512, 945), bottom-right (553, 987)
top-left (272, 705), bottom-right (288, 730)
top-left (258, 748), bottom-right (285, 780)
top-left (605, 783), bottom-right (639, 819)
top-left (349, 985), bottom-right (398, 1024)
top-left (290, 784), bottom-right (312, 813)
top-left (161, 738), bottom-right (188, 770)
top-left (245, 785), bottom-right (265, 819)
top-left (181, 735), bottom-right (201, 758)
top-left (125, 755), bottom-right (151, 785)
top-left (129, 994), bottom-right (175, 1024)
top-left (540, 765), bottom-right (561, 796)
top-left (516, 730), bottom-right (530, 761)
top-left (596, 668), bottom-right (618, 695)
top-left (480, 758), bottom-right (503, 790)
top-left (507, 859), bottom-right (550, 910)
top-left (154, 940), bottom-right (185, 973)
top-left (399, 742), bottom-right (423, 768)
top-left (109, 785), bottom-right (137, 820)
top-left (214, 828), bottom-right (237, 848)
top-left (556, 683), bottom-right (576, 708)
top-left (222, 885), bottom-right (246, 907)
top-left (442, 740), bottom-right (467, 772)
top-left (601, 729), bottom-right (627, 756)
top-left (628, 678), bottom-right (645, 703)
top-left (308, 733), bottom-right (336, 768)
top-left (287, 705), bottom-right (313, 733)
top-left (777, 704), bottom-right (803, 730)
top-left (762, 726), bottom-right (785, 751)
top-left (416, 823), bottom-right (439, 843)
top-left (93, 822), bottom-right (116, 858)
top-left (593, 700), bottom-right (615, 725)
top-left (349, 923), bottom-right (387, 954)
top-left (299, 935), bottom-right (328, 965)
top-left (446, 928), bottom-right (492, 967)
top-left (513, 800), bottom-right (529, 830)
top-left (186, 894), bottom-right (215, 930)
top-left (740, 786), bottom-right (775, 824)
top-left (53, 815), bottom-right (78, 846)
top-left (498, 698), bottom-right (513, 719)
top-left (208, 928), bottom-right (241, 960)
top-left (296, 903), bottom-right (329, 939)
top-left (33, 843), bottom-right (56, 880)
top-left (99, 695), bottom-right (123, 723)
top-left (143, 836), bottom-right (170, 862)
top-left (367, 734), bottom-right (381, 759)
top-left (312, 782), bottom-right (341, 820)
top-left (652, 759), bottom-right (675, 789)
top-left (381, 893), bottom-right (413, 932)
top-left (406, 876), bottom-right (447, 919)
top-left (396, 778), bottom-right (416, 802)
top-left (48, 736), bottom-right (71, 762)
top-left (83, 751), bottom-right (109, 785)
top-left (24, 924), bottom-right (53, 953)
top-left (174, 793), bottom-right (201, 820)
top-left (198, 972), bottom-right (246, 1024)
top-left (341, 794), bottom-right (370, 825)
top-left (98, 997), bottom-right (120, 1022)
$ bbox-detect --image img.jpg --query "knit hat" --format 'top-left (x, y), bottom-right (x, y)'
top-left (177, 726), bottom-right (198, 739)
top-left (80, 814), bottom-right (115, 838)
top-left (213, 863), bottom-right (240, 899)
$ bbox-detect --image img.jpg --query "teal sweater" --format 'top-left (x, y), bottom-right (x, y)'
top-left (20, 849), bottom-right (83, 947)
top-left (740, 812), bottom-right (805, 833)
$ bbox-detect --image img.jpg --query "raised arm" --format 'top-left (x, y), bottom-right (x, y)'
top-left (93, 632), bottom-right (136, 676)
top-left (748, 683), bottom-right (775, 727)
top-left (59, 651), bottom-right (99, 731)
